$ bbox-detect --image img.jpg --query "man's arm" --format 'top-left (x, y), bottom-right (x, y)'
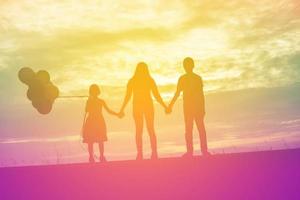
top-left (168, 77), bottom-right (182, 112)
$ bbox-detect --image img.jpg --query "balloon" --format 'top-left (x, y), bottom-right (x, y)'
top-left (44, 84), bottom-right (59, 101)
top-left (36, 70), bottom-right (50, 84)
top-left (26, 89), bottom-right (33, 101)
top-left (19, 68), bottom-right (59, 114)
top-left (27, 80), bottom-right (44, 101)
top-left (32, 100), bottom-right (53, 114)
top-left (26, 76), bottom-right (39, 88)
top-left (37, 103), bottom-right (52, 115)
top-left (18, 67), bottom-right (35, 85)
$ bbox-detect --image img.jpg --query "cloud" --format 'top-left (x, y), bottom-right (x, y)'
top-left (281, 119), bottom-right (300, 125)
top-left (1, 0), bottom-right (299, 93)
top-left (0, 135), bottom-right (79, 144)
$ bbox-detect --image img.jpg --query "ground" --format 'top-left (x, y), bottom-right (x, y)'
top-left (0, 149), bottom-right (299, 200)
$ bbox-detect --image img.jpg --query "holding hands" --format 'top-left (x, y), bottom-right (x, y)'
top-left (165, 105), bottom-right (172, 114)
top-left (118, 110), bottom-right (125, 119)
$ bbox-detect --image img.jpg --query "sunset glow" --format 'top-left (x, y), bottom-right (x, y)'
top-left (0, 0), bottom-right (300, 166)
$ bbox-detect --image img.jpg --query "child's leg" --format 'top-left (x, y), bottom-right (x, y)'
top-left (88, 143), bottom-right (94, 161)
top-left (99, 142), bottom-right (106, 162)
top-left (99, 142), bottom-right (104, 158)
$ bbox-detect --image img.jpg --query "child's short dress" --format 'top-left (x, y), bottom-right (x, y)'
top-left (83, 97), bottom-right (107, 143)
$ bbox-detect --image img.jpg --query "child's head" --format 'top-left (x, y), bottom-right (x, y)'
top-left (89, 84), bottom-right (100, 97)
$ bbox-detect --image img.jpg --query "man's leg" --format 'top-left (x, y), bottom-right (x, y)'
top-left (184, 113), bottom-right (194, 156)
top-left (195, 115), bottom-right (209, 155)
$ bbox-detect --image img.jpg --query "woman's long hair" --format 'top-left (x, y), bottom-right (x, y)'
top-left (132, 62), bottom-right (152, 80)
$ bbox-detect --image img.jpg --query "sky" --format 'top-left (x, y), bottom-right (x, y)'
top-left (0, 0), bottom-right (300, 167)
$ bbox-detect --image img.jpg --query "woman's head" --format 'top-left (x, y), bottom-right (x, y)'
top-left (89, 84), bottom-right (100, 97)
top-left (133, 62), bottom-right (151, 79)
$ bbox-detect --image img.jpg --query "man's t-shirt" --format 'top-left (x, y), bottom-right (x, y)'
top-left (177, 73), bottom-right (205, 115)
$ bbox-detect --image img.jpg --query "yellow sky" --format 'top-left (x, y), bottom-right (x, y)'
top-left (0, 0), bottom-right (300, 165)
top-left (1, 0), bottom-right (299, 99)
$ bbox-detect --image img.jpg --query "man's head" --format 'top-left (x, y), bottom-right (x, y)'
top-left (183, 57), bottom-right (194, 73)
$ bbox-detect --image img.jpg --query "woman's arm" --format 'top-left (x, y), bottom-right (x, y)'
top-left (151, 79), bottom-right (167, 109)
top-left (119, 80), bottom-right (133, 114)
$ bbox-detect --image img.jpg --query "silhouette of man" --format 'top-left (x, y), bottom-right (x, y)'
top-left (168, 57), bottom-right (210, 157)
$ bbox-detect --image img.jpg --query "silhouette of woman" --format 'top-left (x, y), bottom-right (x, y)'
top-left (82, 84), bottom-right (119, 163)
top-left (119, 62), bottom-right (167, 160)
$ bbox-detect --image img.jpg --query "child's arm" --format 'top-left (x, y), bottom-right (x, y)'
top-left (103, 101), bottom-right (118, 116)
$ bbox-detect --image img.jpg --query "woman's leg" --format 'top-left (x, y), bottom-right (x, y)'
top-left (88, 143), bottom-right (95, 163)
top-left (134, 113), bottom-right (144, 160)
top-left (145, 108), bottom-right (158, 159)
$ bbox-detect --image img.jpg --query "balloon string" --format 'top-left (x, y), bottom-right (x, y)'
top-left (58, 96), bottom-right (88, 98)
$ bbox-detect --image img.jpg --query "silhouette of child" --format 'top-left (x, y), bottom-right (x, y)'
top-left (82, 84), bottom-right (120, 163)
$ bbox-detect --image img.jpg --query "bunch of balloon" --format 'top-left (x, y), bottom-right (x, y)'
top-left (18, 67), bottom-right (59, 114)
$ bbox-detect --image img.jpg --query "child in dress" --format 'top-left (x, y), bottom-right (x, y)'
top-left (82, 84), bottom-right (119, 163)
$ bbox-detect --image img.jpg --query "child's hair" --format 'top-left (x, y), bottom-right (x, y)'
top-left (89, 84), bottom-right (100, 97)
